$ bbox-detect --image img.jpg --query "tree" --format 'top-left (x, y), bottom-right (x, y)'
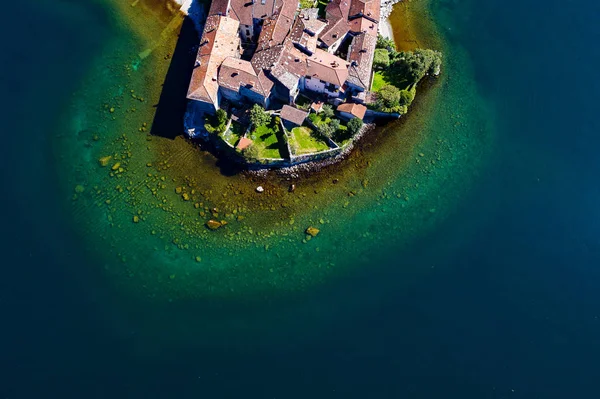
top-left (373, 49), bottom-right (390, 69)
top-left (250, 104), bottom-right (271, 128)
top-left (242, 143), bottom-right (260, 161)
top-left (299, 0), bottom-right (315, 8)
top-left (321, 104), bottom-right (334, 118)
top-left (391, 49), bottom-right (443, 85)
top-left (347, 117), bottom-right (363, 135)
top-left (319, 118), bottom-right (340, 138)
top-left (399, 88), bottom-right (415, 107)
top-left (204, 111), bottom-right (227, 134)
top-left (376, 84), bottom-right (401, 112)
top-left (376, 34), bottom-right (396, 52)
top-left (216, 109), bottom-right (227, 126)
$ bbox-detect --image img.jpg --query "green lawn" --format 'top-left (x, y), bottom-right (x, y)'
top-left (371, 71), bottom-right (390, 92)
top-left (250, 121), bottom-right (287, 159)
top-left (290, 126), bottom-right (330, 155)
top-left (221, 120), bottom-right (245, 147)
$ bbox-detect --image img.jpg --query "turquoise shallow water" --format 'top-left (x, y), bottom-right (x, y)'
top-left (3, 0), bottom-right (600, 397)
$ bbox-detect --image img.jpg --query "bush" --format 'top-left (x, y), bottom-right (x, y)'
top-left (299, 0), bottom-right (315, 8)
top-left (321, 104), bottom-right (334, 118)
top-left (373, 49), bottom-right (390, 69)
top-left (250, 104), bottom-right (271, 128)
top-left (399, 88), bottom-right (415, 107)
top-left (318, 118), bottom-right (340, 138)
top-left (204, 110), bottom-right (228, 134)
top-left (376, 84), bottom-right (402, 112)
top-left (390, 49), bottom-right (443, 86)
top-left (376, 34), bottom-right (396, 52)
top-left (216, 109), bottom-right (227, 126)
top-left (242, 143), bottom-right (260, 161)
top-left (347, 117), bottom-right (363, 135)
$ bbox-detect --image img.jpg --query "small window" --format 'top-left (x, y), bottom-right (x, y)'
top-left (306, 75), bottom-right (312, 79)
top-left (320, 79), bottom-right (325, 84)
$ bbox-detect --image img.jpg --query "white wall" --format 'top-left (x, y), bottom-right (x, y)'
top-left (302, 77), bottom-right (342, 98)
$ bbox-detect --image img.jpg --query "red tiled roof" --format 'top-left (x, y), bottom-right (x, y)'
top-left (275, 0), bottom-right (299, 19)
top-left (349, 0), bottom-right (380, 22)
top-left (318, 17), bottom-right (350, 48)
top-left (306, 49), bottom-right (349, 86)
top-left (253, 0), bottom-right (277, 19)
top-left (229, 0), bottom-right (253, 26)
top-left (347, 32), bottom-right (376, 89)
top-left (255, 13), bottom-right (294, 51)
top-left (252, 44), bottom-right (285, 70)
top-left (187, 16), bottom-right (240, 104)
top-left (237, 137), bottom-right (253, 150)
top-left (311, 101), bottom-right (323, 112)
top-left (348, 16), bottom-right (378, 37)
top-left (325, 0), bottom-right (351, 20)
top-left (281, 105), bottom-right (308, 125)
top-left (208, 0), bottom-right (230, 16)
top-left (337, 102), bottom-right (367, 119)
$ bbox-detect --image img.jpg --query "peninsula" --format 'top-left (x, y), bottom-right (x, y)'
top-left (183, 0), bottom-right (441, 167)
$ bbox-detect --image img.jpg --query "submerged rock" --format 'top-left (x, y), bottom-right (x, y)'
top-left (111, 162), bottom-right (121, 171)
top-left (74, 185), bottom-right (85, 194)
top-left (256, 186), bottom-right (264, 193)
top-left (98, 156), bottom-right (112, 167)
top-left (206, 220), bottom-right (222, 230)
top-left (305, 226), bottom-right (320, 237)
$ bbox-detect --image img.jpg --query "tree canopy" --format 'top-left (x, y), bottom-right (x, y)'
top-left (376, 34), bottom-right (396, 52)
top-left (250, 104), bottom-right (271, 128)
top-left (317, 118), bottom-right (340, 138)
top-left (373, 49), bottom-right (390, 69)
top-left (204, 109), bottom-right (228, 134)
top-left (242, 143), bottom-right (260, 161)
top-left (376, 84), bottom-right (402, 113)
top-left (321, 104), bottom-right (334, 118)
top-left (347, 117), bottom-right (363, 135)
top-left (391, 49), bottom-right (443, 85)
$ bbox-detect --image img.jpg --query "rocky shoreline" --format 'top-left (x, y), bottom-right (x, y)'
top-left (381, 0), bottom-right (402, 21)
top-left (248, 123), bottom-right (378, 178)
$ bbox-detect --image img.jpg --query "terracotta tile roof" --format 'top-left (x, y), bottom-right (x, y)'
top-left (275, 0), bottom-right (299, 19)
top-left (271, 45), bottom-right (307, 89)
top-left (237, 137), bottom-right (253, 150)
top-left (318, 17), bottom-right (350, 48)
top-left (337, 102), bottom-right (367, 119)
top-left (298, 10), bottom-right (328, 35)
top-left (281, 105), bottom-right (308, 125)
top-left (325, 0), bottom-right (351, 20)
top-left (255, 12), bottom-right (294, 51)
top-left (229, 0), bottom-right (253, 26)
top-left (219, 57), bottom-right (275, 97)
top-left (280, 45), bottom-right (309, 75)
top-left (348, 0), bottom-right (380, 22)
top-left (208, 0), bottom-right (230, 16)
top-left (252, 43), bottom-right (285, 71)
top-left (348, 16), bottom-right (378, 37)
top-left (306, 48), bottom-right (349, 86)
top-left (311, 101), bottom-right (324, 112)
top-left (253, 0), bottom-right (277, 20)
top-left (187, 16), bottom-right (240, 104)
top-left (257, 69), bottom-right (276, 93)
top-left (346, 32), bottom-right (376, 89)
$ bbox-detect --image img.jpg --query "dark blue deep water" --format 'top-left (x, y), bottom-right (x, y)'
top-left (2, 0), bottom-right (600, 397)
